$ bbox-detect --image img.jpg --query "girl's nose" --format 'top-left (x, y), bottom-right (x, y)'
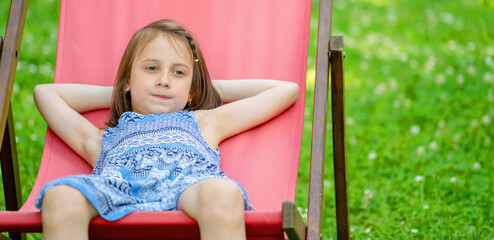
top-left (156, 74), bottom-right (170, 87)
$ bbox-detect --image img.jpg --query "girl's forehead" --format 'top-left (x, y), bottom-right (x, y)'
top-left (136, 34), bottom-right (193, 64)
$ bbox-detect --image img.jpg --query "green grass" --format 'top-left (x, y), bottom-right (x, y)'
top-left (1, 0), bottom-right (494, 239)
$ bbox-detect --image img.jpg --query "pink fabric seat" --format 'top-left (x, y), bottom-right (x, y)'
top-left (0, 0), bottom-right (311, 238)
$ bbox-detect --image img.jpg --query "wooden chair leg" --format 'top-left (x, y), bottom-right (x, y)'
top-left (0, 0), bottom-right (29, 239)
top-left (307, 0), bottom-right (332, 239)
top-left (1, 105), bottom-right (22, 209)
top-left (330, 36), bottom-right (349, 240)
top-left (0, 106), bottom-right (25, 240)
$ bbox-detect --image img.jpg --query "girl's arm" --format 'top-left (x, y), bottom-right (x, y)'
top-left (197, 79), bottom-right (299, 148)
top-left (33, 84), bottom-right (113, 166)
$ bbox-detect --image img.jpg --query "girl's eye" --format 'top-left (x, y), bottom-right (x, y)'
top-left (146, 66), bottom-right (159, 72)
top-left (173, 70), bottom-right (185, 76)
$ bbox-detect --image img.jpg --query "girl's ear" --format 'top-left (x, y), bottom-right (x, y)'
top-left (124, 83), bottom-right (130, 92)
top-left (187, 94), bottom-right (193, 105)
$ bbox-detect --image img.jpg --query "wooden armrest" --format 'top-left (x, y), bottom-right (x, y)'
top-left (283, 201), bottom-right (307, 240)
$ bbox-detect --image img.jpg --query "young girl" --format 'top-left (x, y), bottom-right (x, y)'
top-left (34, 19), bottom-right (298, 240)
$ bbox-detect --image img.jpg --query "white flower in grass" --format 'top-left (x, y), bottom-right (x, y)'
top-left (324, 180), bottom-right (331, 189)
top-left (30, 134), bottom-right (38, 141)
top-left (414, 175), bottom-right (424, 182)
top-left (446, 66), bottom-right (454, 75)
top-left (387, 11), bottom-right (397, 25)
top-left (411, 229), bottom-right (418, 233)
top-left (485, 137), bottom-right (491, 146)
top-left (364, 189), bottom-right (373, 197)
top-left (400, 53), bottom-right (408, 62)
top-left (453, 133), bottom-right (461, 142)
top-left (28, 64), bottom-right (38, 74)
top-left (423, 205), bottom-right (429, 210)
top-left (362, 15), bottom-right (372, 27)
top-left (363, 189), bottom-right (374, 208)
top-left (472, 162), bottom-right (481, 170)
top-left (438, 120), bottom-right (445, 128)
top-left (17, 61), bottom-right (25, 70)
top-left (487, 46), bottom-right (494, 56)
top-left (482, 115), bottom-right (491, 126)
top-left (365, 228), bottom-right (372, 234)
top-left (429, 141), bottom-right (438, 150)
top-left (470, 119), bottom-right (479, 128)
top-left (374, 82), bottom-right (387, 95)
top-left (484, 72), bottom-right (493, 84)
top-left (404, 98), bottom-right (412, 108)
top-left (368, 151), bottom-right (377, 160)
top-left (13, 83), bottom-right (20, 94)
top-left (28, 119), bottom-right (35, 127)
top-left (393, 100), bottom-right (401, 109)
top-left (410, 125), bottom-right (420, 135)
top-left (416, 145), bottom-right (426, 156)
top-left (40, 62), bottom-right (54, 77)
top-left (450, 177), bottom-right (457, 183)
top-left (346, 117), bottom-right (355, 126)
top-left (467, 65), bottom-right (476, 76)
top-left (389, 78), bottom-right (398, 89)
top-left (435, 74), bottom-right (446, 85)
top-left (466, 41), bottom-right (476, 51)
top-left (488, 92), bottom-right (493, 102)
top-left (424, 56), bottom-right (436, 73)
top-left (447, 40), bottom-right (458, 51)
top-left (41, 45), bottom-right (52, 55)
top-left (456, 75), bottom-right (465, 85)
top-left (304, 108), bottom-right (311, 117)
top-left (440, 12), bottom-right (455, 24)
top-left (363, 51), bottom-right (372, 60)
top-left (485, 56), bottom-right (493, 66)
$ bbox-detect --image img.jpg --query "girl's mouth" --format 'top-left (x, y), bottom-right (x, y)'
top-left (152, 94), bottom-right (171, 100)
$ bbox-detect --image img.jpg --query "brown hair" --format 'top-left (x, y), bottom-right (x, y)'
top-left (106, 19), bottom-right (221, 127)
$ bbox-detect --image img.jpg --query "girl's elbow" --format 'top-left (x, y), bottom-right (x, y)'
top-left (33, 84), bottom-right (46, 100)
top-left (286, 82), bottom-right (299, 103)
top-left (33, 84), bottom-right (55, 104)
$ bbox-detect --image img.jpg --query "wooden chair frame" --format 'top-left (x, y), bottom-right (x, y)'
top-left (0, 0), bottom-right (349, 239)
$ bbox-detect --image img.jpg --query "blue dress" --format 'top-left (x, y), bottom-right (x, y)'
top-left (35, 111), bottom-right (254, 221)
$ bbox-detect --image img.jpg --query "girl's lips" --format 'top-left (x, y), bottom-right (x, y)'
top-left (152, 94), bottom-right (171, 100)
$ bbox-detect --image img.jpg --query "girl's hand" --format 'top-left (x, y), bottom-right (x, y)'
top-left (33, 84), bottom-right (113, 166)
top-left (196, 79), bottom-right (299, 149)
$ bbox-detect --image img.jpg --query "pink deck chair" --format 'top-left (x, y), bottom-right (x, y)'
top-left (0, 0), bottom-right (349, 239)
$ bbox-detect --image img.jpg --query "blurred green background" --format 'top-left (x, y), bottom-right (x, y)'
top-left (1, 0), bottom-right (493, 239)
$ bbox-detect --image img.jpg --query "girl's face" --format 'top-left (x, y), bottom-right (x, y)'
top-left (126, 34), bottom-right (194, 115)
